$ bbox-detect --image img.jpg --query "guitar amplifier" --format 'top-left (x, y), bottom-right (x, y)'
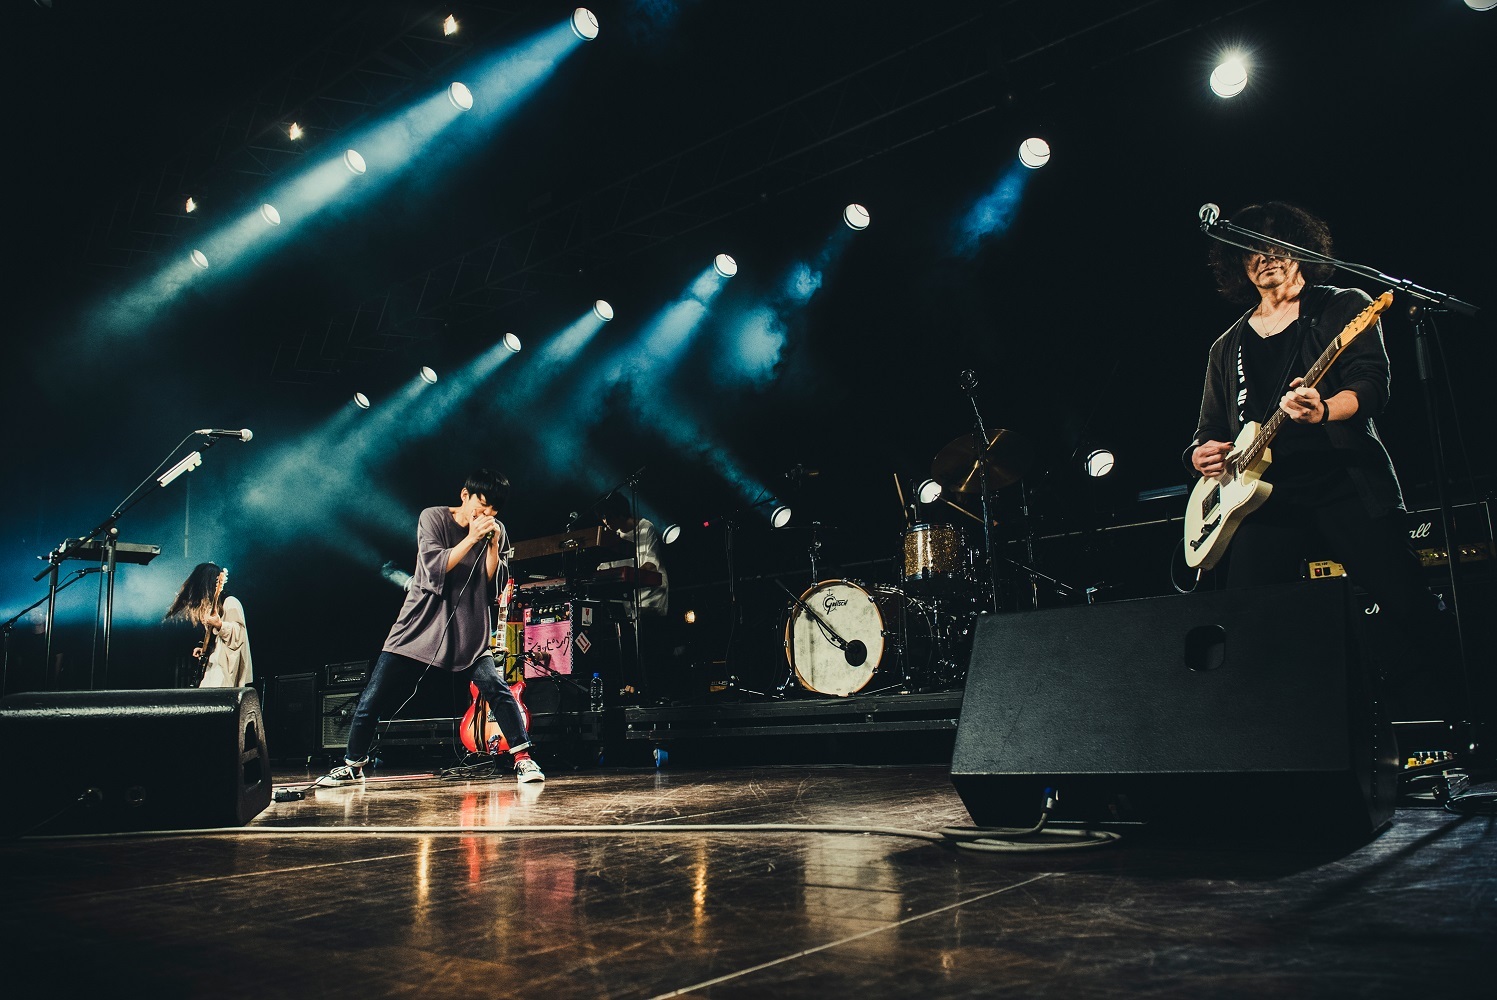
top-left (320, 689), bottom-right (361, 750)
top-left (326, 660), bottom-right (372, 687)
top-left (1406, 501), bottom-right (1495, 571)
top-left (521, 599), bottom-right (621, 684)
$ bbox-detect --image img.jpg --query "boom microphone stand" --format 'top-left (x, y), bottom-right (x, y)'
top-left (1200, 203), bottom-right (1480, 732)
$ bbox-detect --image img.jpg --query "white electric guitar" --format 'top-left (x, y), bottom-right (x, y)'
top-left (1183, 290), bottom-right (1394, 571)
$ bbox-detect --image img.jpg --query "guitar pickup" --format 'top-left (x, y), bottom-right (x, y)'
top-left (1199, 483), bottom-right (1221, 520)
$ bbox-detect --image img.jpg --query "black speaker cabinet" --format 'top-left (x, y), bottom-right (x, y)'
top-left (952, 580), bottom-right (1399, 840)
top-left (320, 685), bottom-right (362, 750)
top-left (0, 687), bottom-right (272, 835)
top-left (265, 671), bottom-right (319, 760)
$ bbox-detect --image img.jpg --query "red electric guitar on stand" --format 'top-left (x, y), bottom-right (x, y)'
top-left (459, 578), bottom-right (532, 755)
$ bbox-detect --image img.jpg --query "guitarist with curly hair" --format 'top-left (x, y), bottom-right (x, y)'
top-left (1185, 201), bottom-right (1450, 715)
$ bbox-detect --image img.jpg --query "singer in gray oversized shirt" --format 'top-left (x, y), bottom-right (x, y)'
top-left (383, 505), bottom-right (511, 670)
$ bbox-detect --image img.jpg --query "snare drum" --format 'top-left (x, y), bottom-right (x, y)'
top-left (900, 523), bottom-right (969, 589)
top-left (787, 579), bottom-right (933, 696)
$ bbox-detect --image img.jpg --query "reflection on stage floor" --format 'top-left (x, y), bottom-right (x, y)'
top-left (1, 764), bottom-right (1492, 999)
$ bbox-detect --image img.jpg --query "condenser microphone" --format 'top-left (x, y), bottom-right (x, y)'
top-left (194, 428), bottom-right (253, 442)
top-left (1198, 202), bottom-right (1222, 228)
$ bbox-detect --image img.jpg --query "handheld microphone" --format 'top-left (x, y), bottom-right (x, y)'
top-left (1198, 202), bottom-right (1221, 229)
top-left (195, 428), bottom-right (253, 442)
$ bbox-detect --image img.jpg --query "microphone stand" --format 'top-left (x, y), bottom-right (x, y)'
top-left (1202, 213), bottom-right (1479, 731)
top-left (32, 432), bottom-right (216, 688)
top-left (959, 372), bottom-right (1003, 613)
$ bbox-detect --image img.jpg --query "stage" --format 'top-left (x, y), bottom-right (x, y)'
top-left (2, 764), bottom-right (1492, 998)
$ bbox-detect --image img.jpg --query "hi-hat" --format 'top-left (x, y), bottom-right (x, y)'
top-left (931, 429), bottom-right (1032, 494)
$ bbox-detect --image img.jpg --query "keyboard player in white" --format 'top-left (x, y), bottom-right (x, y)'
top-left (595, 491), bottom-right (668, 619)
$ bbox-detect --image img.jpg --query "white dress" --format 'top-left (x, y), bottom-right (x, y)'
top-left (199, 595), bottom-right (254, 688)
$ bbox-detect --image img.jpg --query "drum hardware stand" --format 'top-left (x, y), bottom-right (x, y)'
top-left (807, 521), bottom-right (824, 582)
top-left (958, 370), bottom-right (1004, 614)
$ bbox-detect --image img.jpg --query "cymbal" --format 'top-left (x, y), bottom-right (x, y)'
top-left (931, 428), bottom-right (1031, 494)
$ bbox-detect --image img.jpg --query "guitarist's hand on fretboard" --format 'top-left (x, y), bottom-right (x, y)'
top-left (1192, 440), bottom-right (1232, 478)
top-left (1280, 376), bottom-right (1329, 424)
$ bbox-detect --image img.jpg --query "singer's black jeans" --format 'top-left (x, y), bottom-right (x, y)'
top-left (344, 650), bottom-right (529, 763)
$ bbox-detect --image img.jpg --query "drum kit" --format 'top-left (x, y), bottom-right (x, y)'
top-left (779, 426), bottom-right (1034, 698)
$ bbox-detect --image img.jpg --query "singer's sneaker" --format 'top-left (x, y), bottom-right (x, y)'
top-left (515, 758), bottom-right (546, 783)
top-left (319, 758), bottom-right (369, 787)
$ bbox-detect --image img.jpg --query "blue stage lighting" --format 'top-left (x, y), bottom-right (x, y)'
top-left (594, 300), bottom-right (615, 321)
top-left (448, 82), bottom-right (474, 110)
top-left (843, 203), bottom-right (870, 230)
top-left (259, 203), bottom-right (282, 226)
top-left (344, 149), bottom-right (367, 174)
top-left (953, 160), bottom-right (1030, 257)
top-left (1018, 137), bottom-right (1051, 169)
top-left (771, 504), bottom-right (793, 528)
top-left (714, 253), bottom-right (738, 278)
top-left (504, 332), bottom-right (523, 352)
top-left (1210, 55), bottom-right (1248, 98)
top-left (571, 8), bottom-right (600, 41)
top-left (353, 392), bottom-right (371, 409)
top-left (190, 250), bottom-right (209, 269)
top-left (420, 366), bottom-right (438, 384)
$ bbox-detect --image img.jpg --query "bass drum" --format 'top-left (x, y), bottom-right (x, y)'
top-left (786, 579), bottom-right (932, 697)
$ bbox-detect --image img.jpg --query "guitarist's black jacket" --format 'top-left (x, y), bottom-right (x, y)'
top-left (1184, 284), bottom-right (1404, 517)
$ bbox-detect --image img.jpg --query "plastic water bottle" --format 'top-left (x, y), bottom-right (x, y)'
top-left (589, 672), bottom-right (604, 713)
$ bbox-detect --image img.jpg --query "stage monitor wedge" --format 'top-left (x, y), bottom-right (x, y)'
top-left (952, 580), bottom-right (1399, 841)
top-left (0, 687), bottom-right (272, 836)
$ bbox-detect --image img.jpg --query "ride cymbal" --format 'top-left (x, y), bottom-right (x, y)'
top-left (931, 428), bottom-right (1031, 494)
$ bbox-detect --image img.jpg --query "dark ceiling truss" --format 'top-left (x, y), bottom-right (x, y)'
top-left (83, 3), bottom-right (528, 272)
top-left (272, 0), bottom-right (1275, 384)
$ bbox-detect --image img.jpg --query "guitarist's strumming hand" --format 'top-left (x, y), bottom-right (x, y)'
top-left (1192, 440), bottom-right (1233, 479)
top-left (1280, 376), bottom-right (1329, 424)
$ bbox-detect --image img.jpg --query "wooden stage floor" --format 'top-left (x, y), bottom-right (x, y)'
top-left (2, 764), bottom-right (1492, 999)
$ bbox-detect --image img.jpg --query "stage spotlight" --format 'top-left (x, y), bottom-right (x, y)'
top-left (844, 203), bottom-right (871, 230)
top-left (571, 8), bottom-right (599, 41)
top-left (593, 299), bottom-right (614, 321)
top-left (443, 14), bottom-right (459, 35)
top-left (1211, 56), bottom-right (1248, 98)
top-left (190, 249), bottom-right (209, 269)
top-left (1018, 137), bottom-right (1051, 169)
top-left (504, 332), bottom-right (523, 352)
top-left (420, 366), bottom-right (438, 384)
top-left (353, 392), bottom-right (372, 409)
top-left (770, 504), bottom-right (793, 528)
top-left (662, 523), bottom-right (682, 545)
top-left (714, 253), bottom-right (738, 278)
top-left (184, 197), bottom-right (197, 214)
top-left (1467, 0), bottom-right (1497, 9)
top-left (344, 149), bottom-right (367, 174)
top-left (683, 609), bottom-right (697, 624)
top-left (1083, 448), bottom-right (1116, 478)
top-left (288, 122), bottom-right (304, 141)
top-left (916, 478), bottom-right (943, 504)
top-left (260, 203), bottom-right (282, 226)
top-left (448, 82), bottom-right (474, 111)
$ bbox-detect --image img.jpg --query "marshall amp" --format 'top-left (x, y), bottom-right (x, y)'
top-left (1406, 501), bottom-right (1494, 571)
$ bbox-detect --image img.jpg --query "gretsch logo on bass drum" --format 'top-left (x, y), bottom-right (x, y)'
top-left (822, 594), bottom-right (849, 614)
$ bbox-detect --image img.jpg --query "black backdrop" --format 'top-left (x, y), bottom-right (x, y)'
top-left (3, 1), bottom-right (1492, 694)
